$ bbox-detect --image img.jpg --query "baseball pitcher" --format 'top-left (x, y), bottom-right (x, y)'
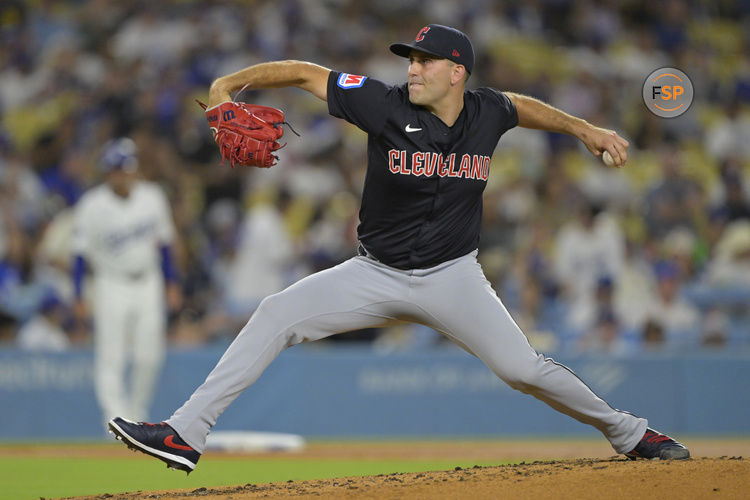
top-left (109, 25), bottom-right (689, 473)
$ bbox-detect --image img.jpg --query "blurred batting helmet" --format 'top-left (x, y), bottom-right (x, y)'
top-left (100, 137), bottom-right (138, 172)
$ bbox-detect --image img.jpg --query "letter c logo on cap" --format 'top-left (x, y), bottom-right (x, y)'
top-left (415, 26), bottom-right (430, 42)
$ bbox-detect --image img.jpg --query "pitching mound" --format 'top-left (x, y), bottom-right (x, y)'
top-left (73, 457), bottom-right (745, 499)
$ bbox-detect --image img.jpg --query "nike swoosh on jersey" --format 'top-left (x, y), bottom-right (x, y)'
top-left (405, 124), bottom-right (422, 133)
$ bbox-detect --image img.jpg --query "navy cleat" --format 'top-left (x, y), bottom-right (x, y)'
top-left (108, 417), bottom-right (201, 474)
top-left (625, 428), bottom-right (690, 460)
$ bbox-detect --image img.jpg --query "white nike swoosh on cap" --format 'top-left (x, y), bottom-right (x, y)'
top-left (405, 124), bottom-right (422, 132)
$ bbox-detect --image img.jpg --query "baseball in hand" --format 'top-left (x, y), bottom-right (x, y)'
top-left (602, 150), bottom-right (616, 166)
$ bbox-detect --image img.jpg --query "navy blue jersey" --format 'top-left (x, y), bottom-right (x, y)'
top-left (327, 71), bottom-right (518, 269)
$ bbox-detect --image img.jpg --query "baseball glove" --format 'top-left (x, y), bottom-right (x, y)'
top-left (197, 100), bottom-right (291, 168)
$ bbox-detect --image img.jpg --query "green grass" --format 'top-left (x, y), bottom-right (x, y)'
top-left (1, 454), bottom-right (505, 499)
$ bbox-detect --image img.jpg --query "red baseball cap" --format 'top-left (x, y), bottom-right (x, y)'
top-left (390, 24), bottom-right (475, 75)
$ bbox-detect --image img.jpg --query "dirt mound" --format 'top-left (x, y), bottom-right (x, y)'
top-left (73, 457), bottom-right (746, 499)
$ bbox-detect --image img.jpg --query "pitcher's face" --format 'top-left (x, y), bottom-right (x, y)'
top-left (407, 51), bottom-right (457, 107)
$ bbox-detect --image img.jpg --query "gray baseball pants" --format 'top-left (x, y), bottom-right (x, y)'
top-left (167, 250), bottom-right (647, 453)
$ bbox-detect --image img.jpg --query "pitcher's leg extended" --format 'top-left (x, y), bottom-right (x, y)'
top-left (411, 254), bottom-right (647, 454)
top-left (166, 257), bottom-right (406, 452)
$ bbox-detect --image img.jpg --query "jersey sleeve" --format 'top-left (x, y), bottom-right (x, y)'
top-left (481, 88), bottom-right (519, 134)
top-left (327, 71), bottom-right (392, 136)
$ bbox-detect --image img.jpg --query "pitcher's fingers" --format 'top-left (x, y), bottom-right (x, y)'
top-left (612, 143), bottom-right (627, 165)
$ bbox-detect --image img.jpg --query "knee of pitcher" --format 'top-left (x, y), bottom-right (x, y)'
top-left (500, 365), bottom-right (543, 394)
top-left (249, 295), bottom-right (300, 347)
top-left (505, 377), bottom-right (536, 394)
top-left (255, 292), bottom-right (290, 321)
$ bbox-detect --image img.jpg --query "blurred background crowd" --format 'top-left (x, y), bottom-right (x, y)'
top-left (1, 0), bottom-right (748, 355)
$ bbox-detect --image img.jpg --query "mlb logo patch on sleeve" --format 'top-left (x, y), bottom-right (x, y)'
top-left (337, 73), bottom-right (367, 89)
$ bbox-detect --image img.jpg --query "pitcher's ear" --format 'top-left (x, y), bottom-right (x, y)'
top-left (451, 64), bottom-right (467, 85)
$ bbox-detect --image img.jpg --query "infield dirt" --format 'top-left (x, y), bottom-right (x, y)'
top-left (61, 440), bottom-right (747, 500)
top-left (67, 457), bottom-right (746, 499)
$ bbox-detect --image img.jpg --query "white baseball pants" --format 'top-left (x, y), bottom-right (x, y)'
top-left (93, 272), bottom-right (166, 427)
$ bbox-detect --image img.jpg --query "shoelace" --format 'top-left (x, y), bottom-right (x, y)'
top-left (142, 422), bottom-right (167, 428)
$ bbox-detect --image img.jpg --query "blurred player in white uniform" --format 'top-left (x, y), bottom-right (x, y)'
top-left (72, 138), bottom-right (181, 427)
